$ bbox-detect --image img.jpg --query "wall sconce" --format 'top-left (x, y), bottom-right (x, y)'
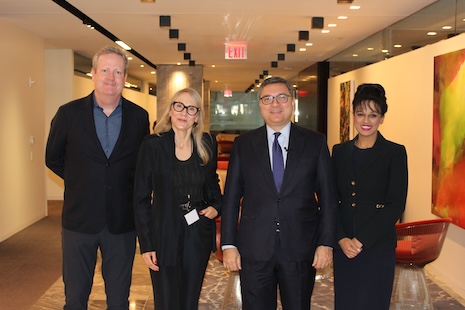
top-left (298, 31), bottom-right (309, 41)
top-left (312, 17), bottom-right (324, 29)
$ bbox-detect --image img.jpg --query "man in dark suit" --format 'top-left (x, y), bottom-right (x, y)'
top-left (46, 46), bottom-right (149, 310)
top-left (221, 77), bottom-right (337, 309)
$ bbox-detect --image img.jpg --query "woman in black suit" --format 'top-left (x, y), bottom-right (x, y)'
top-left (331, 83), bottom-right (408, 310)
top-left (134, 88), bottom-right (222, 310)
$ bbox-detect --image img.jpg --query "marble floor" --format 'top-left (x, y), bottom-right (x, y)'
top-left (29, 245), bottom-right (465, 310)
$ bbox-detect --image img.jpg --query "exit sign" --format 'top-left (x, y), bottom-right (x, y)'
top-left (225, 42), bottom-right (247, 59)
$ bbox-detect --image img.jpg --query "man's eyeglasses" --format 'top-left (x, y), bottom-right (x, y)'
top-left (172, 101), bottom-right (200, 116)
top-left (260, 94), bottom-right (291, 105)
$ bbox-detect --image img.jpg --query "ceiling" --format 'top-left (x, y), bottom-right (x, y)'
top-left (1, 0), bottom-right (462, 92)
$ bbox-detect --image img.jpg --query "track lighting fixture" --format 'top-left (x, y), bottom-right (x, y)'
top-left (312, 17), bottom-right (324, 29)
top-left (298, 31), bottom-right (309, 41)
top-left (160, 16), bottom-right (171, 27)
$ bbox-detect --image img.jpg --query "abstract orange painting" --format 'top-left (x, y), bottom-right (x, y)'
top-left (432, 48), bottom-right (465, 229)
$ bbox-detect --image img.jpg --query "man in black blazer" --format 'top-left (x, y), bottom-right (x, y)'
top-left (221, 77), bottom-right (337, 309)
top-left (46, 46), bottom-right (149, 310)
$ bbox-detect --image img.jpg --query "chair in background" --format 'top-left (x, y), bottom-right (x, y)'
top-left (218, 140), bottom-right (234, 156)
top-left (391, 217), bottom-right (452, 309)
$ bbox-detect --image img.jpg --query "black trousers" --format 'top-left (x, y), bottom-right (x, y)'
top-left (240, 234), bottom-right (316, 310)
top-left (62, 226), bottom-right (136, 310)
top-left (150, 211), bottom-right (212, 310)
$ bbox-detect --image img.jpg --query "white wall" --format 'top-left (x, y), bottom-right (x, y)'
top-left (0, 20), bottom-right (47, 241)
top-left (45, 49), bottom-right (73, 200)
top-left (327, 33), bottom-right (465, 297)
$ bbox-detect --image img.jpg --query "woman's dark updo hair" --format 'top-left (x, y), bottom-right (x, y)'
top-left (352, 83), bottom-right (388, 116)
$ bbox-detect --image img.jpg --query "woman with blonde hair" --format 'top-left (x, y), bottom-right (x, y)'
top-left (134, 88), bottom-right (222, 310)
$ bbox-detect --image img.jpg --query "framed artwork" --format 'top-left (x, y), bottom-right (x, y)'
top-left (340, 80), bottom-right (355, 142)
top-left (432, 48), bottom-right (465, 229)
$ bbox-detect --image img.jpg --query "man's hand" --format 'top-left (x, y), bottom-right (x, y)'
top-left (312, 245), bottom-right (333, 269)
top-left (222, 248), bottom-right (242, 271)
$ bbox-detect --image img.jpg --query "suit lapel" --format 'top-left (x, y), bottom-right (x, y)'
top-left (251, 126), bottom-right (277, 192)
top-left (82, 93), bottom-right (108, 159)
top-left (109, 98), bottom-right (126, 159)
top-left (341, 140), bottom-right (355, 177)
top-left (280, 124), bottom-right (304, 192)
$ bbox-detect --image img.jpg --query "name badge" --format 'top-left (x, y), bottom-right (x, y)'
top-left (184, 209), bottom-right (200, 225)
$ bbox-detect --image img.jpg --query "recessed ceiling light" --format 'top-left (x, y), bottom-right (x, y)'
top-left (305, 43), bottom-right (313, 46)
top-left (338, 16), bottom-right (348, 20)
top-left (328, 24), bottom-right (337, 27)
top-left (127, 57), bottom-right (133, 60)
top-left (140, 64), bottom-right (144, 68)
top-left (150, 71), bottom-right (156, 74)
top-left (211, 64), bottom-right (216, 68)
top-left (352, 54), bottom-right (358, 57)
top-left (350, 5), bottom-right (360, 10)
top-left (382, 49), bottom-right (389, 53)
top-left (299, 48), bottom-right (307, 52)
top-left (442, 26), bottom-right (452, 30)
top-left (367, 47), bottom-right (374, 51)
top-left (321, 30), bottom-right (330, 33)
top-left (427, 32), bottom-right (437, 36)
top-left (394, 44), bottom-right (402, 48)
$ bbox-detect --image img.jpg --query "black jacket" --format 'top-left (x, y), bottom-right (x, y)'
top-left (331, 132), bottom-right (408, 250)
top-left (46, 92), bottom-right (149, 234)
top-left (133, 130), bottom-right (222, 265)
top-left (221, 124), bottom-right (337, 261)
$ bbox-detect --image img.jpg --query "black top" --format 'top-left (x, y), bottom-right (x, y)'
top-left (352, 145), bottom-right (372, 171)
top-left (173, 152), bottom-right (205, 203)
